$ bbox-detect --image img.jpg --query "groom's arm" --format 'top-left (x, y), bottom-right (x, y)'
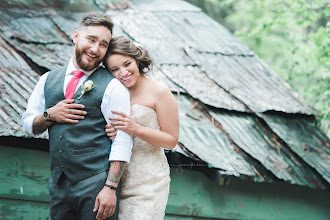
top-left (32, 99), bottom-right (86, 134)
top-left (94, 161), bottom-right (127, 219)
top-left (94, 79), bottom-right (133, 219)
top-left (22, 72), bottom-right (86, 136)
top-left (106, 161), bottom-right (127, 186)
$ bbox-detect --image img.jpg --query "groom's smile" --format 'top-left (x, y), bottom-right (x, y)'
top-left (83, 50), bottom-right (99, 63)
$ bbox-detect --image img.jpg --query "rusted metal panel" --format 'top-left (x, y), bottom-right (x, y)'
top-left (0, 9), bottom-right (74, 71)
top-left (160, 65), bottom-right (247, 112)
top-left (112, 11), bottom-right (194, 65)
top-left (149, 67), bottom-right (185, 93)
top-left (154, 11), bottom-right (254, 55)
top-left (5, 37), bottom-right (74, 70)
top-left (49, 12), bottom-right (82, 40)
top-left (50, 12), bottom-right (130, 39)
top-left (208, 108), bottom-right (326, 188)
top-left (1, 9), bottom-right (71, 44)
top-left (260, 113), bottom-right (330, 184)
top-left (0, 37), bottom-right (47, 139)
top-left (188, 49), bottom-right (318, 115)
top-left (175, 94), bottom-right (255, 177)
top-left (131, 0), bottom-right (201, 11)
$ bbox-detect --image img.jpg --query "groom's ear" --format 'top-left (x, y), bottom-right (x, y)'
top-left (72, 30), bottom-right (79, 44)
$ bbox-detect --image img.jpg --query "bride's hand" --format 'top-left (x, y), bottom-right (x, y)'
top-left (105, 123), bottom-right (117, 140)
top-left (109, 110), bottom-right (139, 136)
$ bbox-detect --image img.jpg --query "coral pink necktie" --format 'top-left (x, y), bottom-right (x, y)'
top-left (65, 70), bottom-right (85, 99)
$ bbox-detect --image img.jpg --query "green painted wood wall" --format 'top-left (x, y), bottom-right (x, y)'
top-left (0, 145), bottom-right (329, 219)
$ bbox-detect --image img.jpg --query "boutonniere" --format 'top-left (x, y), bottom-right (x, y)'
top-left (78, 80), bottom-right (96, 99)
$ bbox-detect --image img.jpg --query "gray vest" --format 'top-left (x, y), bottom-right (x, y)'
top-left (45, 65), bottom-right (114, 184)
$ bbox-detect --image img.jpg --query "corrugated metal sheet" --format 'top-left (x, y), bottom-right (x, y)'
top-left (5, 38), bottom-right (74, 70)
top-left (175, 94), bottom-right (255, 177)
top-left (260, 113), bottom-right (330, 183)
top-left (0, 36), bottom-right (46, 139)
top-left (0, 10), bottom-right (71, 44)
top-left (149, 67), bottom-right (185, 93)
top-left (49, 12), bottom-right (82, 40)
top-left (154, 11), bottom-right (254, 55)
top-left (188, 49), bottom-right (318, 115)
top-left (159, 64), bottom-right (247, 111)
top-left (208, 108), bottom-right (326, 188)
top-left (131, 0), bottom-right (201, 11)
top-left (50, 12), bottom-right (131, 41)
top-left (0, 9), bottom-right (74, 70)
top-left (112, 11), bottom-right (194, 65)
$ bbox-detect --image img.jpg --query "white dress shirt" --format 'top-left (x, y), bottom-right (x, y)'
top-left (21, 59), bottom-right (133, 162)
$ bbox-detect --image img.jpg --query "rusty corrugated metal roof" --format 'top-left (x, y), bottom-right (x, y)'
top-left (10, 40), bottom-right (73, 70)
top-left (0, 36), bottom-right (46, 139)
top-left (149, 67), bottom-right (185, 93)
top-left (112, 11), bottom-right (194, 65)
top-left (175, 94), bottom-right (255, 177)
top-left (208, 108), bottom-right (326, 188)
top-left (0, 9), bottom-right (70, 44)
top-left (131, 0), bottom-right (201, 12)
top-left (187, 49), bottom-right (318, 115)
top-left (111, 8), bottom-right (317, 115)
top-left (260, 113), bottom-right (330, 183)
top-left (159, 65), bottom-right (247, 111)
top-left (153, 11), bottom-right (254, 55)
top-left (0, 0), bottom-right (328, 189)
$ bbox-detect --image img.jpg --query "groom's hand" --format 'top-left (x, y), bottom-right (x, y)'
top-left (93, 187), bottom-right (117, 220)
top-left (49, 99), bottom-right (86, 123)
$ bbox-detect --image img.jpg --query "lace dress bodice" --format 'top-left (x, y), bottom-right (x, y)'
top-left (119, 104), bottom-right (170, 220)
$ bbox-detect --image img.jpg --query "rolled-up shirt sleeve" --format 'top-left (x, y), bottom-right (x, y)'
top-left (101, 79), bottom-right (133, 162)
top-left (21, 72), bottom-right (49, 137)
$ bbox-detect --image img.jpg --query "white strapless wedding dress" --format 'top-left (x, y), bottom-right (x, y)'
top-left (118, 104), bottom-right (171, 220)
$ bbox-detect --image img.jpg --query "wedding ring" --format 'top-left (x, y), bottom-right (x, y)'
top-left (69, 109), bottom-right (72, 114)
top-left (105, 210), bottom-right (109, 213)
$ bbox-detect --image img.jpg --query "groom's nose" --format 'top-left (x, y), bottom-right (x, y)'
top-left (90, 43), bottom-right (99, 54)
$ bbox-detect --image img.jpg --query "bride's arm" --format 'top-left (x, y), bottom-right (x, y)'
top-left (136, 85), bottom-right (179, 149)
top-left (109, 86), bottom-right (179, 150)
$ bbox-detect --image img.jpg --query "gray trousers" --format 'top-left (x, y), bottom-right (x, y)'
top-left (49, 171), bottom-right (119, 220)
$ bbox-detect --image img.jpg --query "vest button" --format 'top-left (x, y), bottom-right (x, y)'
top-left (60, 150), bottom-right (63, 153)
top-left (59, 136), bottom-right (63, 140)
top-left (61, 165), bottom-right (64, 168)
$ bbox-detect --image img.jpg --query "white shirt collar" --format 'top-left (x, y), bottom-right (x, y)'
top-left (66, 58), bottom-right (102, 76)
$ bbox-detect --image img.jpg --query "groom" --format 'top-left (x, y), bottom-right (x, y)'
top-left (21, 12), bottom-right (132, 220)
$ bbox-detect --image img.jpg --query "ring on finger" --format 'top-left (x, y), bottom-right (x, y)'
top-left (69, 109), bottom-right (72, 114)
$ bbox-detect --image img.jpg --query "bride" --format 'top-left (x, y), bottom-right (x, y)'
top-left (104, 36), bottom-right (179, 219)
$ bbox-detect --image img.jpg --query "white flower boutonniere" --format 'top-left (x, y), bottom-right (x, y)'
top-left (78, 80), bottom-right (96, 99)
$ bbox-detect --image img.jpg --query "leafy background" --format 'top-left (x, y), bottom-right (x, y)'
top-left (185, 0), bottom-right (329, 138)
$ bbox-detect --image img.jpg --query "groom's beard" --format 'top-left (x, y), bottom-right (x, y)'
top-left (75, 45), bottom-right (102, 71)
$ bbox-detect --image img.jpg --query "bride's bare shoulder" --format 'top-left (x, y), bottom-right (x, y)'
top-left (146, 78), bottom-right (170, 94)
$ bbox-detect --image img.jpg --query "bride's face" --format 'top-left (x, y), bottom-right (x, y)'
top-left (106, 54), bottom-right (140, 88)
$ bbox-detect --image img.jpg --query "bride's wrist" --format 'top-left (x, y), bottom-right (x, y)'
top-left (134, 124), bottom-right (143, 137)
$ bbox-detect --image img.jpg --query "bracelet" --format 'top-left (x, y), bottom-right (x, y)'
top-left (104, 183), bottom-right (117, 190)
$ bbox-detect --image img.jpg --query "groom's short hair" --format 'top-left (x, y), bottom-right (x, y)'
top-left (79, 11), bottom-right (114, 34)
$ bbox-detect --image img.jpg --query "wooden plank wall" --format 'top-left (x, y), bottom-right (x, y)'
top-left (1, 145), bottom-right (329, 220)
top-left (0, 145), bottom-right (50, 219)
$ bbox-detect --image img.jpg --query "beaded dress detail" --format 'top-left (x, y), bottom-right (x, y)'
top-left (119, 104), bottom-right (170, 220)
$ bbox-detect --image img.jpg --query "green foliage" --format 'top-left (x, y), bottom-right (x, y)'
top-left (186, 0), bottom-right (330, 137)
